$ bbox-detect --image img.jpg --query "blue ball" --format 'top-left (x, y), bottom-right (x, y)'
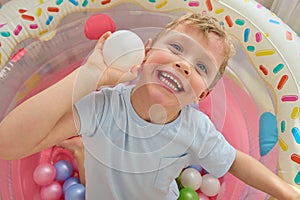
top-left (65, 183), bottom-right (86, 200)
top-left (188, 164), bottom-right (203, 172)
top-left (54, 160), bottom-right (73, 181)
top-left (63, 177), bottom-right (80, 193)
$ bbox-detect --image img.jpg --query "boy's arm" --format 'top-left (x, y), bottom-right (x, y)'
top-left (0, 32), bottom-right (140, 160)
top-left (229, 150), bottom-right (300, 200)
top-left (57, 136), bottom-right (85, 185)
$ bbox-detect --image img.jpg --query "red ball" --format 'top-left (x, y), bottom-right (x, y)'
top-left (84, 14), bottom-right (116, 40)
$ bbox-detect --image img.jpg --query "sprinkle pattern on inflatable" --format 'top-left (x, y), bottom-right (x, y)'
top-left (0, 0), bottom-right (299, 199)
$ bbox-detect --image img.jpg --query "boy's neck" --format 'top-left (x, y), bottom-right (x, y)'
top-left (130, 87), bottom-right (181, 124)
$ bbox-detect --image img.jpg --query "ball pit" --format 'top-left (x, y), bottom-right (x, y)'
top-left (0, 0), bottom-right (299, 199)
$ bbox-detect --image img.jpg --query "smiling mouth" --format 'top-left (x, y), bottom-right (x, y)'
top-left (158, 71), bottom-right (184, 92)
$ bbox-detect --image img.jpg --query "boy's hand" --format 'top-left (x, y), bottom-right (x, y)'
top-left (83, 31), bottom-right (141, 87)
top-left (290, 185), bottom-right (300, 200)
top-left (98, 64), bottom-right (140, 87)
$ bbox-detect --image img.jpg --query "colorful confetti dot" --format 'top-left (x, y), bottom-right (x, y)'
top-left (215, 8), bottom-right (224, 14)
top-left (36, 8), bottom-right (42, 16)
top-left (225, 15), bottom-right (233, 27)
top-left (286, 31), bottom-right (293, 40)
top-left (269, 19), bottom-right (280, 25)
top-left (273, 63), bottom-right (284, 74)
top-left (244, 28), bottom-right (250, 42)
top-left (46, 16), bottom-right (54, 25)
top-left (277, 75), bottom-right (288, 90)
top-left (259, 64), bottom-right (268, 75)
top-left (47, 7), bottom-right (59, 12)
top-left (13, 25), bottom-right (22, 36)
top-left (247, 46), bottom-right (255, 52)
top-left (189, 1), bottom-right (199, 7)
top-left (255, 32), bottom-right (262, 42)
top-left (0, 31), bottom-right (10, 37)
top-left (56, 0), bottom-right (63, 5)
top-left (82, 0), bottom-right (88, 7)
top-left (101, 0), bottom-right (111, 5)
top-left (279, 137), bottom-right (288, 151)
top-left (281, 121), bottom-right (285, 133)
top-left (291, 154), bottom-right (300, 165)
top-left (294, 172), bottom-right (300, 185)
top-left (29, 24), bottom-right (38, 29)
top-left (235, 19), bottom-right (245, 26)
top-left (292, 127), bottom-right (300, 144)
top-left (21, 14), bottom-right (35, 21)
top-left (255, 49), bottom-right (275, 56)
top-left (68, 0), bottom-right (79, 6)
top-left (281, 95), bottom-right (298, 102)
top-left (291, 107), bottom-right (300, 119)
top-left (156, 0), bottom-right (167, 9)
top-left (205, 0), bottom-right (212, 11)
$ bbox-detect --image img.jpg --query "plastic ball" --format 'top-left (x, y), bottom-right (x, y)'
top-left (84, 14), bottom-right (116, 40)
top-left (198, 193), bottom-right (210, 200)
top-left (40, 181), bottom-right (62, 200)
top-left (200, 174), bottom-right (220, 197)
top-left (188, 164), bottom-right (203, 172)
top-left (33, 163), bottom-right (56, 186)
top-left (65, 183), bottom-right (86, 200)
top-left (54, 160), bottom-right (73, 181)
top-left (178, 187), bottom-right (198, 200)
top-left (180, 168), bottom-right (202, 190)
top-left (63, 177), bottom-right (80, 193)
top-left (103, 30), bottom-right (145, 72)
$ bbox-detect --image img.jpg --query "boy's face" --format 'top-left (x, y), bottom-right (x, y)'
top-left (137, 24), bottom-right (226, 107)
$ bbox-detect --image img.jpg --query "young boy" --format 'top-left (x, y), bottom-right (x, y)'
top-left (0, 13), bottom-right (299, 199)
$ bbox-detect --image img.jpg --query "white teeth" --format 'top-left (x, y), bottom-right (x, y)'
top-left (159, 72), bottom-right (183, 92)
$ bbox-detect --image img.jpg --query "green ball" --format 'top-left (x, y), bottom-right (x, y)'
top-left (178, 187), bottom-right (198, 200)
top-left (176, 176), bottom-right (184, 190)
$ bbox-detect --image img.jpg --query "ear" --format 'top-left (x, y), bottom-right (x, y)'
top-left (198, 89), bottom-right (212, 101)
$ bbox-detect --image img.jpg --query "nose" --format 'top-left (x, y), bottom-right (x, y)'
top-left (173, 61), bottom-right (191, 76)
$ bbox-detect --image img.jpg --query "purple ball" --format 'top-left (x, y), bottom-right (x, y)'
top-left (54, 160), bottom-right (73, 181)
top-left (63, 177), bottom-right (80, 193)
top-left (188, 164), bottom-right (203, 172)
top-left (65, 183), bottom-right (86, 200)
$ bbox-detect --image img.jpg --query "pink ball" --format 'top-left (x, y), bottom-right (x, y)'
top-left (200, 174), bottom-right (220, 197)
top-left (40, 181), bottom-right (62, 200)
top-left (33, 163), bottom-right (56, 186)
top-left (198, 193), bottom-right (210, 200)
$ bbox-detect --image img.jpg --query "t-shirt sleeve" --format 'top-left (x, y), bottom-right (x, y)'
top-left (74, 90), bottom-right (106, 137)
top-left (193, 116), bottom-right (236, 178)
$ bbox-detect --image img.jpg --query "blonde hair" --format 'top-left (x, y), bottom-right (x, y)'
top-left (153, 13), bottom-right (235, 88)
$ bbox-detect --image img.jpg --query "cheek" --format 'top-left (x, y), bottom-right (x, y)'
top-left (190, 75), bottom-right (208, 95)
top-left (145, 50), bottom-right (174, 64)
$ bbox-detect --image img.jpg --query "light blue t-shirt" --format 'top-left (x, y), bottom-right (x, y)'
top-left (75, 84), bottom-right (236, 200)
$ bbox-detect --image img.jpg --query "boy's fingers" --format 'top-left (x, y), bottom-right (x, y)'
top-left (130, 64), bottom-right (141, 74)
top-left (95, 31), bottom-right (112, 50)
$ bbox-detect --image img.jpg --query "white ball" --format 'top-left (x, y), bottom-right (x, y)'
top-left (103, 30), bottom-right (145, 72)
top-left (200, 174), bottom-right (220, 197)
top-left (180, 168), bottom-right (202, 190)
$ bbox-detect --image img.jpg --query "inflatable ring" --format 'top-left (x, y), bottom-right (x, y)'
top-left (0, 0), bottom-right (300, 199)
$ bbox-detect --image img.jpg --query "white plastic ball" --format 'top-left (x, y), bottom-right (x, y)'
top-left (103, 30), bottom-right (145, 72)
top-left (200, 174), bottom-right (220, 197)
top-left (180, 168), bottom-right (202, 190)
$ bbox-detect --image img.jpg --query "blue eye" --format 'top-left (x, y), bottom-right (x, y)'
top-left (196, 63), bottom-right (207, 74)
top-left (169, 43), bottom-right (183, 53)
